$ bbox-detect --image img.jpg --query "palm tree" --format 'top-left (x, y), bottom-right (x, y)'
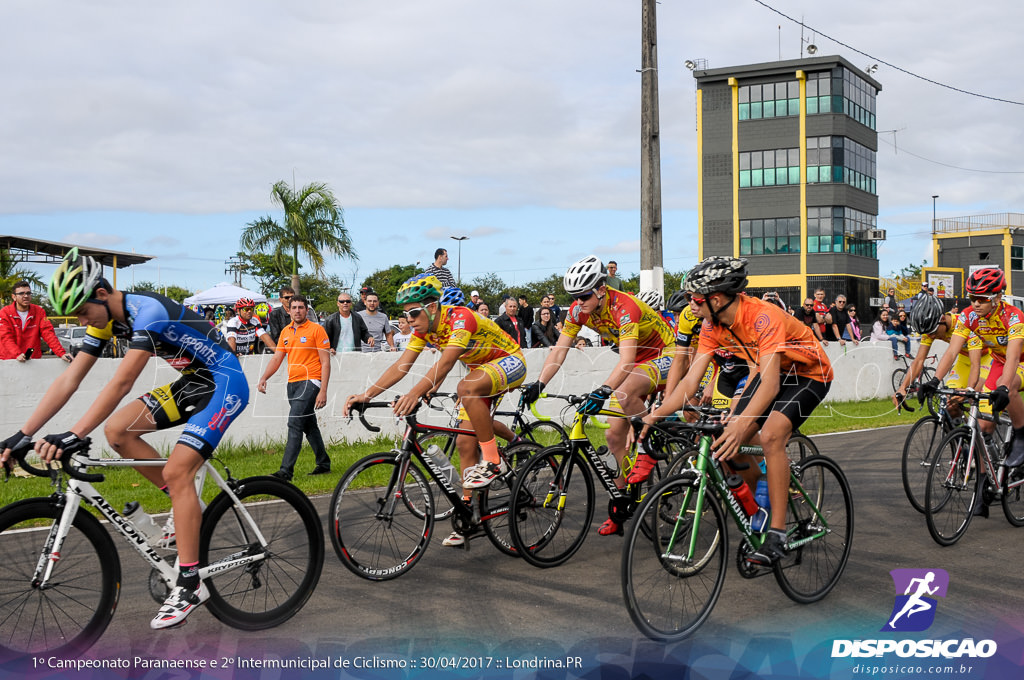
top-left (240, 180), bottom-right (355, 293)
top-left (0, 248), bottom-right (44, 304)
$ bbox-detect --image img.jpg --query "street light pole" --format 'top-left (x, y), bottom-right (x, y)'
top-left (450, 236), bottom-right (469, 285)
top-left (931, 195), bottom-right (938, 233)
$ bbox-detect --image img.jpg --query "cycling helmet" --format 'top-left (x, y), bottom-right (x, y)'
top-left (910, 294), bottom-right (944, 335)
top-left (235, 297), bottom-right (255, 310)
top-left (638, 289), bottom-right (664, 311)
top-left (965, 268), bottom-right (1006, 296)
top-left (396, 274), bottom-right (443, 305)
top-left (440, 286), bottom-right (466, 306)
top-left (666, 289), bottom-right (689, 313)
top-left (683, 256), bottom-right (748, 296)
top-left (48, 247), bottom-right (105, 315)
top-left (563, 255), bottom-right (607, 296)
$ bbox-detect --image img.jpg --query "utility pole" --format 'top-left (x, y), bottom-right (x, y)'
top-left (639, 0), bottom-right (664, 297)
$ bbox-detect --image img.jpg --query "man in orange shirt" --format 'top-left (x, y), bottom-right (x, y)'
top-left (257, 294), bottom-right (332, 480)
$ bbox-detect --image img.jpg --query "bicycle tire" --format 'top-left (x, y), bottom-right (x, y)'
top-left (773, 455), bottom-right (854, 604)
top-left (901, 416), bottom-right (943, 513)
top-left (481, 441), bottom-right (542, 556)
top-left (891, 367), bottom-right (907, 394)
top-left (519, 420), bottom-right (571, 448)
top-left (621, 473), bottom-right (727, 642)
top-left (417, 431), bottom-right (460, 520)
top-left (0, 498), bottom-right (120, 663)
top-left (1002, 466), bottom-right (1024, 527)
top-left (509, 445), bottom-right (595, 568)
top-left (924, 429), bottom-right (981, 546)
top-left (329, 453), bottom-right (434, 580)
top-left (786, 433), bottom-right (818, 466)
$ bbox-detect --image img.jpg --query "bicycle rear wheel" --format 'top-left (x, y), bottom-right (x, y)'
top-left (924, 429), bottom-right (981, 546)
top-left (786, 432), bottom-right (818, 465)
top-left (774, 455), bottom-right (854, 603)
top-left (481, 441), bottom-right (542, 555)
top-left (509, 445), bottom-right (594, 568)
top-left (891, 367), bottom-right (907, 394)
top-left (1002, 467), bottom-right (1024, 527)
top-left (0, 498), bottom-right (120, 663)
top-left (621, 474), bottom-right (727, 642)
top-left (901, 416), bottom-right (943, 513)
top-left (329, 453), bottom-right (434, 580)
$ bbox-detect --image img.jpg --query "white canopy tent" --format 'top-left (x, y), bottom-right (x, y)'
top-left (183, 282), bottom-right (267, 307)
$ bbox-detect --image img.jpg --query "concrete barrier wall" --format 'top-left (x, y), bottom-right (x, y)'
top-left (1, 338), bottom-right (938, 452)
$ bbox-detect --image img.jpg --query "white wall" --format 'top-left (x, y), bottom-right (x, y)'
top-left (2, 339), bottom-right (934, 451)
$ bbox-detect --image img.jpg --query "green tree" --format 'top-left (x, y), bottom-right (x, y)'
top-left (465, 272), bottom-right (508, 309)
top-left (241, 252), bottom-right (299, 296)
top-left (890, 259), bottom-right (929, 281)
top-left (297, 273), bottom-right (348, 315)
top-left (361, 264), bottom-right (422, 317)
top-left (129, 281), bottom-right (192, 303)
top-left (0, 249), bottom-right (44, 304)
top-left (239, 180), bottom-right (355, 294)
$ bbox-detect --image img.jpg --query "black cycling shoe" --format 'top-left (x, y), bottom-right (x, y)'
top-left (746, 529), bottom-right (788, 566)
top-left (1004, 442), bottom-right (1024, 469)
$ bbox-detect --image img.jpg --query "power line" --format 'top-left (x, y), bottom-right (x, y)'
top-left (753, 0), bottom-right (1024, 106)
top-left (878, 133), bottom-right (1024, 174)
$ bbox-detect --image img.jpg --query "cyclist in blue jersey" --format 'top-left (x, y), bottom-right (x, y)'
top-left (0, 248), bottom-right (250, 630)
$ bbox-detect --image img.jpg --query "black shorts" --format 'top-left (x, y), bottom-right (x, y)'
top-left (731, 373), bottom-right (830, 431)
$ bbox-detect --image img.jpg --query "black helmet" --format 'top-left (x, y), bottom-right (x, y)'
top-left (666, 289), bottom-right (689, 313)
top-left (684, 257), bottom-right (748, 296)
top-left (910, 295), bottom-right (944, 335)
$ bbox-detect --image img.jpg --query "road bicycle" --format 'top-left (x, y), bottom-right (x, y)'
top-left (0, 439), bottom-right (324, 664)
top-left (924, 389), bottom-right (1024, 546)
top-left (621, 405), bottom-right (854, 642)
top-left (891, 353), bottom-right (936, 394)
top-left (507, 393), bottom-right (675, 569)
top-left (329, 401), bottom-right (542, 580)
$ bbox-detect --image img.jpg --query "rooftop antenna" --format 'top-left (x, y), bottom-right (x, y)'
top-left (800, 17), bottom-right (817, 57)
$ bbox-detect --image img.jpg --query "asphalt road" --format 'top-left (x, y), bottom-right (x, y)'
top-left (22, 424), bottom-right (1024, 678)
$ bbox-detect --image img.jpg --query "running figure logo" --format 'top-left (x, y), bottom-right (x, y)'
top-left (882, 568), bottom-right (949, 632)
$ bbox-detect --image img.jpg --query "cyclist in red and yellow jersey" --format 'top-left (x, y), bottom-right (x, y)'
top-left (642, 257), bottom-right (833, 566)
top-left (921, 268), bottom-right (1024, 467)
top-left (344, 275), bottom-right (528, 493)
top-left (522, 255), bottom-right (681, 536)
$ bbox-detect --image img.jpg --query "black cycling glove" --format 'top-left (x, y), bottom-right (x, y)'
top-left (989, 385), bottom-right (1011, 413)
top-left (521, 381), bottom-right (545, 405)
top-left (1, 431), bottom-right (29, 454)
top-left (917, 377), bottom-right (940, 404)
top-left (41, 431), bottom-right (86, 455)
top-left (580, 385), bottom-right (614, 415)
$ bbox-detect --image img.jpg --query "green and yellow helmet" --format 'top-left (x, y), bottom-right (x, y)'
top-left (49, 247), bottom-right (105, 315)
top-left (396, 274), bottom-right (443, 305)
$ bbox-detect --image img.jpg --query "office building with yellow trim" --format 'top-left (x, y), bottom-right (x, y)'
top-left (932, 213), bottom-right (1024, 299)
top-left (693, 55), bottom-right (882, 308)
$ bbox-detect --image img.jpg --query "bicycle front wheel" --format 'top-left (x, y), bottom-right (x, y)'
top-left (481, 441), bottom-right (543, 556)
top-left (891, 367), bottom-right (907, 394)
top-left (786, 433), bottom-right (819, 465)
top-left (901, 416), bottom-right (942, 513)
top-left (519, 420), bottom-right (571, 447)
top-left (1002, 466), bottom-right (1024, 527)
top-left (0, 498), bottom-right (120, 663)
top-left (774, 455), bottom-right (854, 604)
top-left (329, 453), bottom-right (434, 580)
top-left (621, 473), bottom-right (727, 642)
top-left (924, 429), bottom-right (981, 546)
top-left (201, 477), bottom-right (324, 630)
top-left (509, 445), bottom-right (594, 568)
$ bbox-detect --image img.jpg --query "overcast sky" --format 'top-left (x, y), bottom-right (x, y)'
top-left (2, 0), bottom-right (1022, 297)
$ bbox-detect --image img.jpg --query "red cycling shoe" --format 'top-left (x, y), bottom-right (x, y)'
top-left (626, 453), bottom-right (657, 484)
top-left (598, 518), bottom-right (623, 536)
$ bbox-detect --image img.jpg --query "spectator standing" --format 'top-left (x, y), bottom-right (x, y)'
top-left (393, 317), bottom-right (413, 351)
top-left (358, 293), bottom-right (395, 352)
top-left (423, 248), bottom-right (457, 288)
top-left (466, 290), bottom-right (482, 310)
top-left (218, 308), bottom-right (235, 338)
top-left (323, 293), bottom-right (372, 354)
top-left (257, 295), bottom-right (332, 480)
top-left (531, 306), bottom-right (561, 347)
top-left (825, 295), bottom-right (857, 345)
top-left (605, 261), bottom-right (624, 290)
top-left (225, 298), bottom-right (276, 356)
top-left (267, 286), bottom-right (294, 342)
top-left (353, 286), bottom-right (372, 312)
top-left (882, 287), bottom-right (898, 313)
top-left (537, 294), bottom-right (562, 324)
top-left (812, 288), bottom-right (831, 339)
top-left (476, 302), bottom-right (491, 319)
top-left (793, 298), bottom-right (826, 343)
top-left (495, 297), bottom-right (527, 346)
top-left (0, 281), bottom-right (71, 362)
top-left (516, 294), bottom-right (534, 347)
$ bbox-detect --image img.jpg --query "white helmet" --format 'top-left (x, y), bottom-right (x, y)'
top-left (638, 289), bottom-right (664, 311)
top-left (563, 255), bottom-right (607, 296)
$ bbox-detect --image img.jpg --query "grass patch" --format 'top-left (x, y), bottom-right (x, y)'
top-left (0, 398), bottom-right (916, 509)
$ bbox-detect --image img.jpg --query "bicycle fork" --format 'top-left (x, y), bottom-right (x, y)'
top-left (33, 493), bottom-right (83, 589)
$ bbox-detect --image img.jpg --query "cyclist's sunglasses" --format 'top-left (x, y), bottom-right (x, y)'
top-left (969, 294), bottom-right (998, 303)
top-left (402, 307), bottom-right (427, 320)
top-left (573, 290), bottom-right (595, 302)
top-left (237, 306), bottom-right (254, 312)
top-left (689, 295), bottom-right (707, 306)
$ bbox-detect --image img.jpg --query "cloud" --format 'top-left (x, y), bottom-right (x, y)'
top-left (145, 235), bottom-right (180, 247)
top-left (594, 240), bottom-right (641, 256)
top-left (62, 232), bottom-right (127, 247)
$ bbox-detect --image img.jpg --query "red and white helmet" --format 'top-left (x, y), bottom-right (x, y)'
top-left (965, 268), bottom-right (1006, 296)
top-left (235, 297), bottom-right (256, 310)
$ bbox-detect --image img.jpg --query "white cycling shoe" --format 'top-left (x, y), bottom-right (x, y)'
top-left (151, 582), bottom-right (209, 630)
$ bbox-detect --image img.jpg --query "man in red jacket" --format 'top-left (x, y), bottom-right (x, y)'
top-left (0, 281), bottom-right (71, 362)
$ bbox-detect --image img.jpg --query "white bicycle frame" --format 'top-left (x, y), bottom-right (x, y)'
top-left (32, 456), bottom-right (269, 592)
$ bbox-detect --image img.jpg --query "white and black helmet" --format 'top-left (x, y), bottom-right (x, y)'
top-left (910, 294), bottom-right (945, 335)
top-left (684, 256), bottom-right (748, 296)
top-left (638, 289), bottom-right (664, 311)
top-left (563, 255), bottom-right (607, 296)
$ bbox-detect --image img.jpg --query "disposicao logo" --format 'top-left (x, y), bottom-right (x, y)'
top-left (883, 568), bottom-right (948, 632)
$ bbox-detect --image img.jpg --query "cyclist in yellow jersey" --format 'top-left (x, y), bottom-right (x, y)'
top-left (521, 255), bottom-right (682, 536)
top-left (344, 275), bottom-right (527, 492)
top-left (895, 295), bottom-right (987, 417)
top-left (921, 268), bottom-right (1024, 467)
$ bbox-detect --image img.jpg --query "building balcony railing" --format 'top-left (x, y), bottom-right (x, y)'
top-left (933, 213), bottom-right (1024, 233)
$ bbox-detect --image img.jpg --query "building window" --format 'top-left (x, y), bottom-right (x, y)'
top-left (739, 217), bottom-right (801, 256)
top-left (807, 206), bottom-right (878, 257)
top-left (806, 135), bottom-right (877, 195)
top-left (739, 148), bottom-right (800, 188)
top-left (805, 69), bottom-right (876, 130)
top-left (738, 80), bottom-right (799, 121)
top-left (1012, 245), bottom-right (1024, 271)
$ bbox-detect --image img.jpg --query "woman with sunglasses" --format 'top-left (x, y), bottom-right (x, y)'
top-left (521, 255), bottom-right (680, 537)
top-left (921, 268), bottom-right (1024, 468)
top-left (343, 274), bottom-right (528, 497)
